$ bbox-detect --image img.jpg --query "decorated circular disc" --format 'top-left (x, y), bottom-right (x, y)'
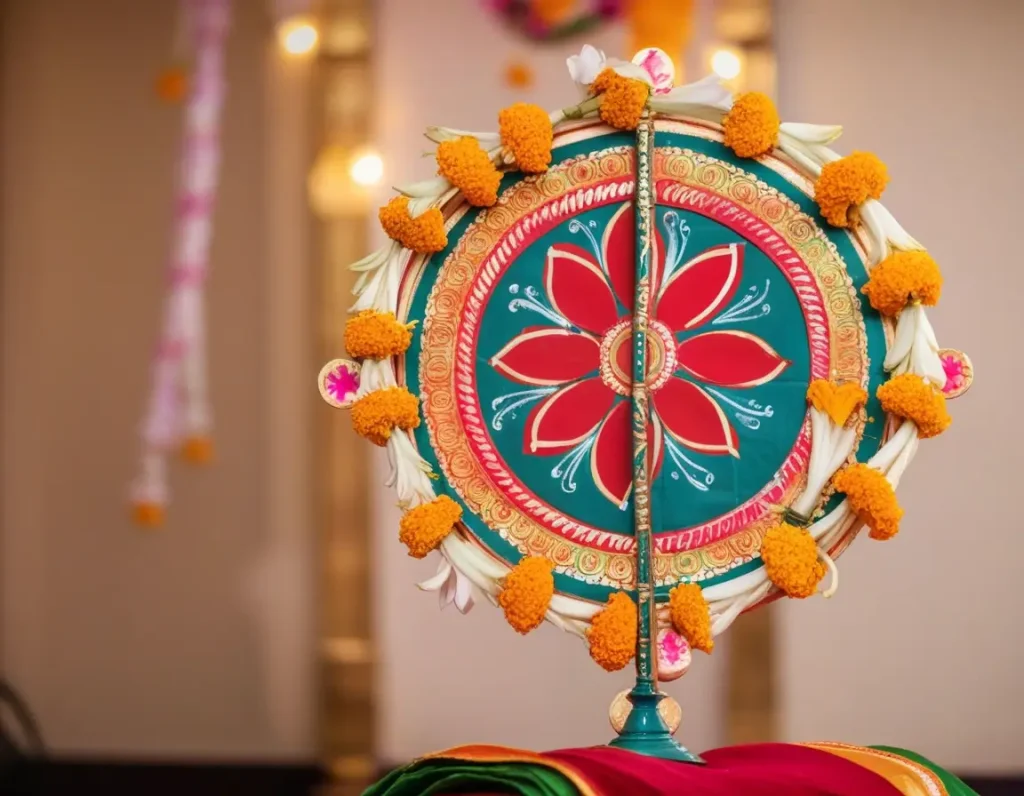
top-left (397, 119), bottom-right (890, 606)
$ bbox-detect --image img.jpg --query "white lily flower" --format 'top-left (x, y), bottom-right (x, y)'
top-left (885, 303), bottom-right (946, 386)
top-left (780, 122), bottom-right (843, 146)
top-left (566, 44), bottom-right (606, 86)
top-left (418, 556), bottom-right (474, 614)
top-left (386, 430), bottom-right (437, 508)
top-left (647, 74), bottom-right (732, 120)
top-left (861, 200), bottom-right (924, 265)
top-left (567, 44), bottom-right (653, 91)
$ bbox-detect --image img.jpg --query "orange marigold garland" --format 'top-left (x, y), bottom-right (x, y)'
top-left (379, 196), bottom-right (447, 253)
top-left (592, 68), bottom-right (650, 131)
top-left (498, 556), bottom-right (555, 634)
top-left (722, 92), bottom-right (780, 159)
top-left (498, 103), bottom-right (553, 173)
top-left (435, 137), bottom-right (502, 207)
top-left (668, 583), bottom-right (713, 654)
top-left (862, 250), bottom-right (943, 316)
top-left (399, 495), bottom-right (462, 559)
top-left (345, 310), bottom-right (416, 360)
top-left (587, 592), bottom-right (637, 671)
top-left (350, 387), bottom-right (420, 446)
top-left (806, 380), bottom-right (868, 426)
top-left (833, 463), bottom-right (902, 541)
top-left (877, 373), bottom-right (952, 439)
top-left (814, 151), bottom-right (889, 228)
top-left (761, 524), bottom-right (826, 599)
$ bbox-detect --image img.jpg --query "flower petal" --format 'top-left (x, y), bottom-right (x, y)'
top-left (677, 330), bottom-right (790, 388)
top-left (590, 400), bottom-right (634, 507)
top-left (657, 243), bottom-right (743, 332)
top-left (545, 244), bottom-right (619, 334)
top-left (654, 377), bottom-right (739, 457)
top-left (491, 326), bottom-right (601, 386)
top-left (526, 377), bottom-right (614, 455)
top-left (604, 202), bottom-right (665, 313)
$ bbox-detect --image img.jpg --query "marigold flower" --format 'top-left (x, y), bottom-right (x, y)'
top-left (722, 92), bottom-right (780, 159)
top-left (587, 592), bottom-right (637, 671)
top-left (435, 137), bottom-right (502, 207)
top-left (132, 501), bottom-right (165, 528)
top-left (398, 495), bottom-right (462, 559)
top-left (350, 387), bottom-right (420, 446)
top-left (498, 103), bottom-right (553, 173)
top-left (378, 196), bottom-right (447, 253)
top-left (593, 68), bottom-right (650, 131)
top-left (833, 463), bottom-right (902, 541)
top-left (181, 435), bottom-right (214, 465)
top-left (345, 310), bottom-right (415, 360)
top-left (761, 523), bottom-right (826, 599)
top-left (877, 373), bottom-right (951, 439)
top-left (668, 583), bottom-right (713, 654)
top-left (498, 556), bottom-right (555, 634)
top-left (154, 66), bottom-right (188, 103)
top-left (814, 151), bottom-right (888, 228)
top-left (862, 250), bottom-right (943, 317)
top-left (806, 380), bottom-right (867, 426)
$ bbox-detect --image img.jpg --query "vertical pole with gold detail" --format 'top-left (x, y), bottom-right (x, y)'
top-left (310, 0), bottom-right (375, 792)
top-left (708, 0), bottom-right (779, 747)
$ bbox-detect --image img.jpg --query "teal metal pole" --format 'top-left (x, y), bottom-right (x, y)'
top-left (607, 110), bottom-right (703, 764)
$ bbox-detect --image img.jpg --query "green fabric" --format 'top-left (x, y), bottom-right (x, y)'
top-left (363, 759), bottom-right (580, 796)
top-left (870, 747), bottom-right (980, 796)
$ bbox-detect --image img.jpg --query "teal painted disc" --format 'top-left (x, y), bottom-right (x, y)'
top-left (398, 120), bottom-right (888, 605)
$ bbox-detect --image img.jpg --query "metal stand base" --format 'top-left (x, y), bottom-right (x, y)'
top-left (607, 690), bottom-right (704, 764)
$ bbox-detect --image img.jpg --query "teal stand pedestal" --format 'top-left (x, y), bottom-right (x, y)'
top-left (607, 687), bottom-right (704, 764)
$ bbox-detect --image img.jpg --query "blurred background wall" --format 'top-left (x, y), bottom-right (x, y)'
top-left (0, 0), bottom-right (1020, 781)
top-left (1, 0), bottom-right (315, 760)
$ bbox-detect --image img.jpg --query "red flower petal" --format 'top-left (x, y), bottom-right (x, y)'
top-left (590, 399), bottom-right (634, 507)
top-left (677, 330), bottom-right (790, 388)
top-left (654, 378), bottom-right (739, 457)
top-left (544, 244), bottom-right (619, 334)
top-left (603, 202), bottom-right (666, 314)
top-left (491, 327), bottom-right (601, 386)
top-left (656, 243), bottom-right (743, 332)
top-left (525, 377), bottom-right (615, 455)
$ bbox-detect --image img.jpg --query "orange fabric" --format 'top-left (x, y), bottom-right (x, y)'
top-left (804, 742), bottom-right (947, 796)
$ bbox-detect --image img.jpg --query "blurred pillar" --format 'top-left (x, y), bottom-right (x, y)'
top-left (312, 0), bottom-right (375, 792)
top-left (706, 0), bottom-right (779, 747)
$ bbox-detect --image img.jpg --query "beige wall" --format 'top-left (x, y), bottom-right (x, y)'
top-left (1, 0), bottom-right (315, 759)
top-left (776, 0), bottom-right (1024, 773)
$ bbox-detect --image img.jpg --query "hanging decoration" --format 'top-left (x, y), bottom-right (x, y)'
top-left (483, 0), bottom-right (623, 42)
top-left (131, 0), bottom-right (232, 527)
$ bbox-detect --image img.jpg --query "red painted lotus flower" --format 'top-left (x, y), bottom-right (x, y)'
top-left (490, 204), bottom-right (789, 507)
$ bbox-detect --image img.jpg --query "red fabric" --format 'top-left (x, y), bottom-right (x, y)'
top-left (536, 743), bottom-right (904, 795)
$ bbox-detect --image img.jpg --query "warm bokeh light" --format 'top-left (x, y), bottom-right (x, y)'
top-left (349, 151), bottom-right (383, 187)
top-left (710, 48), bottom-right (742, 80)
top-left (277, 16), bottom-right (319, 56)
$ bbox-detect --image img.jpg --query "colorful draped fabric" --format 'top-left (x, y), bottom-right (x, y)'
top-left (365, 742), bottom-right (978, 796)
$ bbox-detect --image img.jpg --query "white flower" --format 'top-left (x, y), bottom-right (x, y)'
top-left (647, 74), bottom-right (733, 119)
top-left (418, 556), bottom-right (474, 614)
top-left (567, 44), bottom-right (653, 90)
top-left (566, 44), bottom-right (606, 86)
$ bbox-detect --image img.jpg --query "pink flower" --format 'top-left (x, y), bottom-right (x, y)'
top-left (942, 355), bottom-right (965, 394)
top-left (490, 204), bottom-right (789, 507)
